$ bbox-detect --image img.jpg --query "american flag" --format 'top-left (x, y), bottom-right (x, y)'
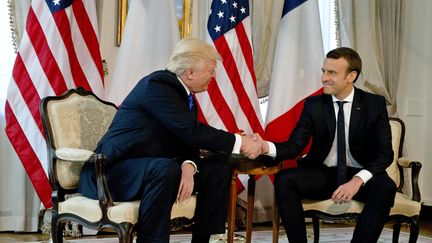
top-left (195, 0), bottom-right (263, 191)
top-left (4, 0), bottom-right (104, 208)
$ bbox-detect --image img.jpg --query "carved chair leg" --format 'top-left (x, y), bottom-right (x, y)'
top-left (52, 220), bottom-right (65, 243)
top-left (118, 222), bottom-right (135, 243)
top-left (51, 211), bottom-right (63, 243)
top-left (312, 217), bottom-right (320, 243)
top-left (408, 219), bottom-right (420, 243)
top-left (246, 175), bottom-right (255, 243)
top-left (227, 172), bottom-right (238, 243)
top-left (392, 223), bottom-right (401, 243)
top-left (272, 190), bottom-right (279, 243)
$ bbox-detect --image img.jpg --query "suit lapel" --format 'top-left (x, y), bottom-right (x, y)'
top-left (349, 88), bottom-right (362, 140)
top-left (323, 95), bottom-right (336, 137)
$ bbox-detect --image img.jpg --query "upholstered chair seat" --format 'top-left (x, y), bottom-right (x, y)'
top-left (58, 195), bottom-right (196, 225)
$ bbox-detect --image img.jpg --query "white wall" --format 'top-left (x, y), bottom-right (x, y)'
top-left (99, 0), bottom-right (118, 97)
top-left (398, 0), bottom-right (432, 205)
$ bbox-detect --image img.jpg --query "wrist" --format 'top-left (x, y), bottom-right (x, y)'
top-left (262, 141), bottom-right (269, 154)
top-left (352, 176), bottom-right (364, 186)
top-left (181, 161), bottom-right (197, 174)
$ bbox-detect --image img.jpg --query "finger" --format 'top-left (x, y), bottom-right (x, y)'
top-left (177, 184), bottom-right (184, 198)
top-left (180, 187), bottom-right (191, 202)
top-left (186, 188), bottom-right (193, 198)
top-left (331, 188), bottom-right (343, 201)
top-left (177, 189), bottom-right (185, 202)
top-left (331, 191), bottom-right (339, 201)
top-left (179, 192), bottom-right (186, 202)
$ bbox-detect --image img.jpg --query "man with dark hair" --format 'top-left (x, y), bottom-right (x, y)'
top-left (260, 47), bottom-right (396, 243)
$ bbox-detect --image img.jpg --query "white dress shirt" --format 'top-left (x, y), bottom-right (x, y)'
top-left (266, 88), bottom-right (372, 184)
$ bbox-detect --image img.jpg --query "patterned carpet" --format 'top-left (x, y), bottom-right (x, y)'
top-left (28, 227), bottom-right (432, 243)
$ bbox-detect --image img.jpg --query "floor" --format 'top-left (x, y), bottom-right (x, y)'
top-left (1, 219), bottom-right (431, 242)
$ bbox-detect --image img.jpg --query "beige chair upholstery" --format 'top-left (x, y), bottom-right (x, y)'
top-left (301, 118), bottom-right (422, 243)
top-left (41, 88), bottom-right (196, 243)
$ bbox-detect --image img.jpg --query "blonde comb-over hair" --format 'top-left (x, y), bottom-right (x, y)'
top-left (166, 38), bottom-right (221, 76)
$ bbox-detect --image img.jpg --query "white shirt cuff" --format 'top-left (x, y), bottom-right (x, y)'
top-left (181, 160), bottom-right (198, 174)
top-left (267, 142), bottom-right (277, 157)
top-left (232, 134), bottom-right (241, 154)
top-left (355, 169), bottom-right (373, 184)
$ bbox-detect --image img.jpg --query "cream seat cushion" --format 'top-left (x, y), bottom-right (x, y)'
top-left (302, 192), bottom-right (421, 217)
top-left (59, 195), bottom-right (197, 224)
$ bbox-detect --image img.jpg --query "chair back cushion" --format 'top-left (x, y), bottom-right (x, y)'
top-left (45, 92), bottom-right (116, 189)
top-left (386, 119), bottom-right (403, 188)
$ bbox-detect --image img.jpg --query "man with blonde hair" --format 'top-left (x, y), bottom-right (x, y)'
top-left (78, 38), bottom-right (261, 243)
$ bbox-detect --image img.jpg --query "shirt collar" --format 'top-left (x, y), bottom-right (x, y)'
top-left (177, 76), bottom-right (191, 95)
top-left (332, 88), bottom-right (354, 103)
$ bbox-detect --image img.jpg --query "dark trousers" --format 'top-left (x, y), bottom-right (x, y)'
top-left (125, 158), bottom-right (181, 243)
top-left (274, 166), bottom-right (396, 243)
top-left (191, 156), bottom-right (233, 243)
top-left (80, 156), bottom-right (232, 243)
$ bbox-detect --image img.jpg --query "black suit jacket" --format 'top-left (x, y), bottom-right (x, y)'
top-left (95, 70), bottom-right (235, 168)
top-left (274, 88), bottom-right (393, 176)
top-left (79, 70), bottom-right (236, 200)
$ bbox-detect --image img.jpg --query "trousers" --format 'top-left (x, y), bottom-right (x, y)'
top-left (274, 165), bottom-right (396, 243)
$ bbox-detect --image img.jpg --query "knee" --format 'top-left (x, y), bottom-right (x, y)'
top-left (368, 173), bottom-right (397, 199)
top-left (274, 170), bottom-right (295, 189)
top-left (151, 158), bottom-right (181, 182)
top-left (371, 173), bottom-right (396, 191)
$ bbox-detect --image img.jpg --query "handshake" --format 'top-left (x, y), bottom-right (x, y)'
top-left (239, 133), bottom-right (269, 159)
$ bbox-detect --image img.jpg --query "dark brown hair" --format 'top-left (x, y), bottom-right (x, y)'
top-left (326, 47), bottom-right (362, 83)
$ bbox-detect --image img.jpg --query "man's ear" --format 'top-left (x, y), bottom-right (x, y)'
top-left (185, 68), bottom-right (194, 80)
top-left (347, 71), bottom-right (357, 83)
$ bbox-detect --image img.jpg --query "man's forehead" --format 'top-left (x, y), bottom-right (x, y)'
top-left (323, 57), bottom-right (348, 68)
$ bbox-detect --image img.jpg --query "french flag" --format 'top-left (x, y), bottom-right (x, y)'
top-left (264, 0), bottom-right (324, 167)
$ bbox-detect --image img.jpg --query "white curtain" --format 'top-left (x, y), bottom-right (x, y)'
top-left (251, 0), bottom-right (285, 98)
top-left (337, 0), bottom-right (405, 116)
top-left (0, 118), bottom-right (40, 232)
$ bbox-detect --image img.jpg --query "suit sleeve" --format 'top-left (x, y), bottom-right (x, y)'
top-left (273, 99), bottom-right (314, 160)
top-left (142, 80), bottom-right (235, 155)
top-left (363, 96), bottom-right (394, 175)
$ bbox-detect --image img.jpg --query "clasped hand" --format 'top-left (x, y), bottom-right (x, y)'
top-left (240, 133), bottom-right (268, 159)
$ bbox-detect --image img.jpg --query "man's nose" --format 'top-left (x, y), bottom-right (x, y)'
top-left (321, 72), bottom-right (329, 81)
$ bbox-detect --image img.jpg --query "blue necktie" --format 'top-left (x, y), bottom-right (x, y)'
top-left (336, 101), bottom-right (347, 185)
top-left (188, 94), bottom-right (194, 111)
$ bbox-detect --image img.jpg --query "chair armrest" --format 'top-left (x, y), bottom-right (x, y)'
top-left (91, 153), bottom-right (114, 208)
top-left (55, 148), bottom-right (94, 162)
top-left (397, 157), bottom-right (422, 202)
top-left (55, 148), bottom-right (114, 208)
top-left (398, 157), bottom-right (420, 168)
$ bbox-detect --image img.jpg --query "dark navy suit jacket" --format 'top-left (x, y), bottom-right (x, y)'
top-left (274, 88), bottom-right (393, 176)
top-left (78, 70), bottom-right (235, 200)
